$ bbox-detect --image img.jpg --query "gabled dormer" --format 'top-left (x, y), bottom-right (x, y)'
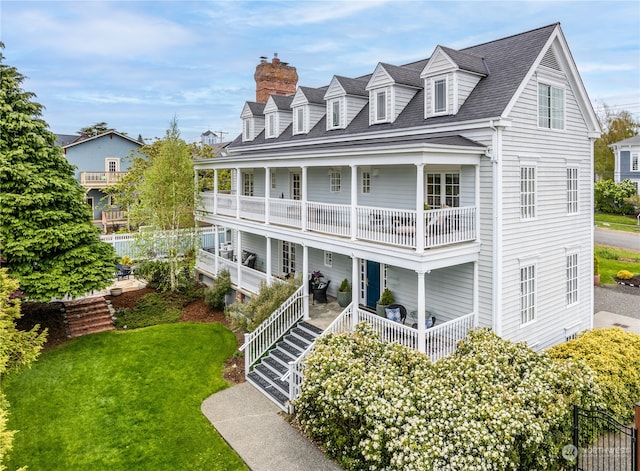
top-left (420, 46), bottom-right (487, 118)
top-left (290, 86), bottom-right (326, 135)
top-left (263, 95), bottom-right (293, 139)
top-left (241, 102), bottom-right (265, 142)
top-left (323, 76), bottom-right (368, 131)
top-left (365, 63), bottom-right (422, 125)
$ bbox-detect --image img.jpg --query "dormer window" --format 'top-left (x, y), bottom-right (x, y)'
top-left (434, 78), bottom-right (447, 114)
top-left (294, 107), bottom-right (305, 134)
top-left (243, 118), bottom-right (252, 141)
top-left (266, 114), bottom-right (276, 138)
top-left (329, 99), bottom-right (342, 129)
top-left (375, 90), bottom-right (387, 122)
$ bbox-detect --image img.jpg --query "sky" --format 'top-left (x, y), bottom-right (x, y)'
top-left (1, 0), bottom-right (639, 144)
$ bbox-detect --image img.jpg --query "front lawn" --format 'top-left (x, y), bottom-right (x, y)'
top-left (594, 213), bottom-right (640, 232)
top-left (3, 323), bottom-right (248, 471)
top-left (595, 245), bottom-right (640, 284)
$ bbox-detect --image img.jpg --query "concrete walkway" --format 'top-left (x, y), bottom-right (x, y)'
top-left (202, 382), bottom-right (342, 471)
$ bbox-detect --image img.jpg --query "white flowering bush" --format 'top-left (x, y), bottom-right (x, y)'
top-left (293, 325), bottom-right (602, 471)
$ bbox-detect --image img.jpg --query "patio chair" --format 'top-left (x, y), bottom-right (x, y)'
top-left (412, 316), bottom-right (436, 330)
top-left (115, 264), bottom-right (132, 280)
top-left (312, 280), bottom-right (330, 305)
top-left (385, 303), bottom-right (407, 324)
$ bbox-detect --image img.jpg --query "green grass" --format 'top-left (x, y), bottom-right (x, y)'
top-left (3, 323), bottom-right (248, 471)
top-left (595, 212), bottom-right (640, 232)
top-left (595, 245), bottom-right (640, 284)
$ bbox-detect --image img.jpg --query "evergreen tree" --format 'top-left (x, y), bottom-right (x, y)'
top-left (0, 44), bottom-right (117, 301)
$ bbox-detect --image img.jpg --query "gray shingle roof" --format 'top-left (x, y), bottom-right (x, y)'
top-left (611, 135), bottom-right (640, 146)
top-left (246, 102), bottom-right (265, 116)
top-left (380, 63), bottom-right (423, 88)
top-left (55, 134), bottom-right (81, 147)
top-left (271, 95), bottom-right (294, 110)
top-left (438, 46), bottom-right (488, 75)
top-left (299, 86), bottom-right (328, 104)
top-left (231, 23), bottom-right (559, 151)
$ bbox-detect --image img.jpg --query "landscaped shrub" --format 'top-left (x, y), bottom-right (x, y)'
top-left (204, 270), bottom-right (231, 310)
top-left (113, 293), bottom-right (182, 329)
top-left (615, 269), bottom-right (634, 280)
top-left (225, 279), bottom-right (299, 332)
top-left (294, 325), bottom-right (601, 471)
top-left (135, 259), bottom-right (197, 292)
top-left (548, 328), bottom-right (640, 424)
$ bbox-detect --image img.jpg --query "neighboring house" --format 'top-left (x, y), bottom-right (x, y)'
top-left (611, 134), bottom-right (640, 194)
top-left (56, 131), bottom-right (143, 233)
top-left (194, 24), bottom-right (600, 410)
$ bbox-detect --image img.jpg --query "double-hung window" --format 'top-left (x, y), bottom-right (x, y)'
top-left (538, 83), bottom-right (564, 129)
top-left (434, 78), bottom-right (447, 114)
top-left (266, 114), bottom-right (276, 138)
top-left (520, 263), bottom-right (536, 325)
top-left (375, 90), bottom-right (387, 122)
top-left (329, 100), bottom-right (341, 129)
top-left (566, 252), bottom-right (578, 306)
top-left (330, 170), bottom-right (341, 192)
top-left (295, 107), bottom-right (305, 134)
top-left (631, 153), bottom-right (639, 172)
top-left (243, 119), bottom-right (252, 141)
top-left (520, 166), bottom-right (536, 219)
top-left (567, 167), bottom-right (578, 214)
top-left (362, 171), bottom-right (371, 194)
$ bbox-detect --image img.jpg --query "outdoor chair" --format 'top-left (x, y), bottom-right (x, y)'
top-left (385, 303), bottom-right (407, 324)
top-left (115, 264), bottom-right (132, 280)
top-left (312, 280), bottom-right (330, 305)
top-left (412, 316), bottom-right (436, 330)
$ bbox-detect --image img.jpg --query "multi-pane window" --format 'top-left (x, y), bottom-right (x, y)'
top-left (295, 107), bottom-right (305, 134)
top-left (362, 171), bottom-right (371, 194)
top-left (426, 172), bottom-right (459, 207)
top-left (434, 78), bottom-right (447, 113)
top-left (281, 241), bottom-right (295, 275)
top-left (631, 153), bottom-right (639, 171)
top-left (520, 264), bottom-right (536, 324)
top-left (538, 83), bottom-right (564, 129)
top-left (567, 167), bottom-right (578, 214)
top-left (330, 100), bottom-right (341, 128)
top-left (291, 172), bottom-right (301, 200)
top-left (520, 166), bottom-right (536, 219)
top-left (375, 90), bottom-right (386, 121)
top-left (330, 170), bottom-right (341, 192)
top-left (243, 172), bottom-right (254, 196)
top-left (106, 158), bottom-right (119, 172)
top-left (271, 170), bottom-right (276, 189)
top-left (566, 253), bottom-right (578, 305)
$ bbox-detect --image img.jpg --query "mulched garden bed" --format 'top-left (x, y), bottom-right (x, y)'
top-left (18, 287), bottom-right (246, 384)
top-left (614, 276), bottom-right (640, 287)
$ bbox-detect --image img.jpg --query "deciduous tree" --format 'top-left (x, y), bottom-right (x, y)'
top-left (0, 44), bottom-right (117, 300)
top-left (594, 104), bottom-right (639, 180)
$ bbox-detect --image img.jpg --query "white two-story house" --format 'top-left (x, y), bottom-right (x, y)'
top-left (194, 24), bottom-right (600, 410)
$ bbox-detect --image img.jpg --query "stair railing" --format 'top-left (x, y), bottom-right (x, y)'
top-left (239, 284), bottom-right (305, 375)
top-left (284, 304), bottom-right (353, 411)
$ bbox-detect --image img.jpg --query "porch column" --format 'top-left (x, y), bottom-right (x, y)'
top-left (351, 256), bottom-right (359, 329)
top-left (213, 169), bottom-right (219, 214)
top-left (303, 244), bottom-right (309, 320)
top-left (350, 165), bottom-right (357, 240)
top-left (236, 230), bottom-right (243, 290)
top-left (265, 236), bottom-right (272, 285)
top-left (417, 270), bottom-right (426, 353)
top-left (214, 224), bottom-right (219, 275)
top-left (415, 163), bottom-right (425, 254)
top-left (264, 166), bottom-right (270, 225)
top-left (301, 166), bottom-right (307, 232)
top-left (473, 260), bottom-right (479, 326)
top-left (235, 168), bottom-right (241, 219)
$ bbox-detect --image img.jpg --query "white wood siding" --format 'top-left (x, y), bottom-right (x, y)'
top-left (495, 67), bottom-right (592, 349)
top-left (278, 111), bottom-right (292, 136)
top-left (456, 71), bottom-right (481, 113)
top-left (393, 86), bottom-right (418, 122)
top-left (346, 96), bottom-right (368, 126)
top-left (308, 104), bottom-right (325, 131)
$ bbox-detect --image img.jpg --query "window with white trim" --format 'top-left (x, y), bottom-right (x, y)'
top-left (375, 90), bottom-right (387, 122)
top-left (566, 252), bottom-right (578, 306)
top-left (271, 170), bottom-right (276, 189)
top-left (567, 167), bottom-right (578, 214)
top-left (362, 171), bottom-right (371, 194)
top-left (330, 170), bottom-right (341, 192)
top-left (106, 158), bottom-right (119, 172)
top-left (266, 114), bottom-right (276, 138)
top-left (538, 83), bottom-right (564, 129)
top-left (426, 172), bottom-right (460, 208)
top-left (243, 172), bottom-right (254, 196)
top-left (329, 99), bottom-right (341, 129)
top-left (520, 166), bottom-right (536, 219)
top-left (243, 119), bottom-right (252, 141)
top-left (281, 241), bottom-right (295, 275)
top-left (434, 78), bottom-right (447, 114)
top-left (520, 263), bottom-right (536, 324)
top-left (294, 107), bottom-right (305, 134)
top-left (632, 153), bottom-right (639, 171)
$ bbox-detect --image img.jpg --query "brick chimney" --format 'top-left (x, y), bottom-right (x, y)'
top-left (254, 53), bottom-right (298, 103)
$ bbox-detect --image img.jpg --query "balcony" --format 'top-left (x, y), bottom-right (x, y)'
top-left (198, 192), bottom-right (476, 251)
top-left (80, 171), bottom-right (127, 188)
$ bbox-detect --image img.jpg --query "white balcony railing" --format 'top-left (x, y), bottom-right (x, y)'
top-left (198, 192), bottom-right (476, 250)
top-left (80, 171), bottom-right (126, 187)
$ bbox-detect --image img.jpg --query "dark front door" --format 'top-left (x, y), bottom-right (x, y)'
top-left (366, 261), bottom-right (380, 309)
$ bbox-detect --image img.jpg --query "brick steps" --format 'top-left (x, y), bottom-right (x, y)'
top-left (63, 296), bottom-right (115, 338)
